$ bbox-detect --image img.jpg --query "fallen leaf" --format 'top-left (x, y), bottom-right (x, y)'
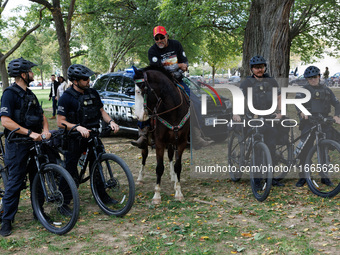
top-left (241, 233), bottom-right (252, 237)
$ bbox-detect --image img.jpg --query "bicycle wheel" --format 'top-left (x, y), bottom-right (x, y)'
top-left (31, 164), bottom-right (80, 235)
top-left (305, 139), bottom-right (340, 198)
top-left (0, 165), bottom-right (7, 220)
top-left (250, 142), bottom-right (273, 202)
top-left (228, 132), bottom-right (245, 182)
top-left (91, 153), bottom-right (135, 216)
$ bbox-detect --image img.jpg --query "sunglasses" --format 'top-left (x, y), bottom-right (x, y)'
top-left (252, 65), bottom-right (265, 70)
top-left (307, 75), bottom-right (319, 80)
top-left (154, 35), bottom-right (165, 41)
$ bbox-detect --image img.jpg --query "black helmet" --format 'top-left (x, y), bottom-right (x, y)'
top-left (67, 64), bottom-right (94, 81)
top-left (304, 66), bottom-right (320, 78)
top-left (8, 57), bottom-right (37, 77)
top-left (249, 55), bottom-right (267, 68)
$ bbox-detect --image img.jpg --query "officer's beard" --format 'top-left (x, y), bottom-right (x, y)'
top-left (22, 73), bottom-right (33, 87)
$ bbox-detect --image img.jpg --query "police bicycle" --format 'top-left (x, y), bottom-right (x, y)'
top-left (275, 114), bottom-right (340, 198)
top-left (0, 129), bottom-right (80, 235)
top-left (61, 125), bottom-right (135, 216)
top-left (228, 117), bottom-right (273, 202)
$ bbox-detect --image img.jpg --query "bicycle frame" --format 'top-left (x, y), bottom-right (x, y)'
top-left (67, 128), bottom-right (109, 187)
top-left (240, 124), bottom-right (266, 166)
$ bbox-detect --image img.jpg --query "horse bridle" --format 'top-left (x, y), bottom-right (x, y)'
top-left (135, 71), bottom-right (190, 131)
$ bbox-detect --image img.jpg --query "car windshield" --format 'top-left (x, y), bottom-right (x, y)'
top-left (183, 77), bottom-right (201, 95)
top-left (93, 75), bottom-right (109, 91)
top-left (106, 76), bottom-right (122, 92)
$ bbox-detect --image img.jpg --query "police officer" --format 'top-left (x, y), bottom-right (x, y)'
top-left (0, 57), bottom-right (51, 237)
top-left (57, 64), bottom-right (119, 212)
top-left (295, 66), bottom-right (340, 187)
top-left (233, 56), bottom-right (283, 187)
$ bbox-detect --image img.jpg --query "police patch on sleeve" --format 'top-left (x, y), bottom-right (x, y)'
top-left (152, 57), bottom-right (158, 63)
top-left (0, 107), bottom-right (8, 114)
top-left (57, 106), bottom-right (64, 113)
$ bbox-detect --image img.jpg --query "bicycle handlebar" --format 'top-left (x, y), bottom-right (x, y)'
top-left (7, 128), bottom-right (62, 144)
top-left (307, 114), bottom-right (335, 125)
top-left (61, 124), bottom-right (113, 138)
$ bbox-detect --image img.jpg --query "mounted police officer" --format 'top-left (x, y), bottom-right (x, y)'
top-left (57, 64), bottom-right (119, 212)
top-left (295, 66), bottom-right (340, 187)
top-left (0, 57), bottom-right (51, 237)
top-left (131, 25), bottom-right (212, 149)
top-left (233, 55), bottom-right (283, 187)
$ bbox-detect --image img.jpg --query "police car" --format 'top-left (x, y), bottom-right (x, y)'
top-left (94, 70), bottom-right (232, 141)
top-left (92, 70), bottom-right (138, 136)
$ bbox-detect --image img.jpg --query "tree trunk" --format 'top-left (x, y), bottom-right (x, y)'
top-left (242, 0), bottom-right (294, 87)
top-left (29, 0), bottom-right (74, 78)
top-left (53, 11), bottom-right (71, 77)
top-left (212, 65), bottom-right (216, 86)
top-left (0, 56), bottom-right (9, 88)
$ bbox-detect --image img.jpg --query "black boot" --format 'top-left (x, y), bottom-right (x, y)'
top-left (0, 220), bottom-right (12, 237)
top-left (272, 179), bottom-right (285, 187)
top-left (295, 178), bottom-right (306, 187)
top-left (131, 127), bottom-right (149, 149)
top-left (321, 178), bottom-right (334, 187)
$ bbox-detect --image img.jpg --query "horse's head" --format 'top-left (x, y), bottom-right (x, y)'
top-left (133, 67), bottom-right (149, 121)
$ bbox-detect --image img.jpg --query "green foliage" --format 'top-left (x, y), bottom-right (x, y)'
top-left (290, 0), bottom-right (340, 63)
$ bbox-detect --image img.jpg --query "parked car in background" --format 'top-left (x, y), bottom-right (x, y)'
top-left (208, 78), bottom-right (222, 85)
top-left (288, 75), bottom-right (308, 86)
top-left (328, 72), bottom-right (340, 87)
top-left (228, 75), bottom-right (241, 85)
top-left (189, 76), bottom-right (206, 84)
top-left (92, 70), bottom-right (137, 136)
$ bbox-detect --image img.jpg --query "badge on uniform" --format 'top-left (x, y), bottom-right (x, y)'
top-left (315, 91), bottom-right (320, 98)
top-left (260, 86), bottom-right (263, 91)
top-left (84, 101), bottom-right (88, 106)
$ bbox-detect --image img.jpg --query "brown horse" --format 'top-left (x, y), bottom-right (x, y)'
top-left (133, 66), bottom-right (190, 204)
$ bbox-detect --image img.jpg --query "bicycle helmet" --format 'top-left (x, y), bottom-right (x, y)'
top-left (8, 57), bottom-right (37, 77)
top-left (304, 66), bottom-right (320, 78)
top-left (67, 64), bottom-right (94, 81)
top-left (249, 55), bottom-right (267, 68)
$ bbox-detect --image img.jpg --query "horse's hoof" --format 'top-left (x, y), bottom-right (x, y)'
top-left (136, 180), bottom-right (144, 185)
top-left (175, 196), bottom-right (184, 201)
top-left (152, 198), bottom-right (161, 205)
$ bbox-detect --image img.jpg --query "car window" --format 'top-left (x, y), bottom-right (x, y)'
top-left (122, 76), bottom-right (135, 96)
top-left (93, 76), bottom-right (109, 91)
top-left (106, 76), bottom-right (122, 92)
top-left (183, 77), bottom-right (201, 95)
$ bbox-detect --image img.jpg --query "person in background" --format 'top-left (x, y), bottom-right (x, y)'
top-left (323, 67), bottom-right (329, 86)
top-left (49, 74), bottom-right (60, 119)
top-left (57, 75), bottom-right (68, 101)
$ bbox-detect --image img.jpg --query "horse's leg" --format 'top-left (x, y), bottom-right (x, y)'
top-left (152, 145), bottom-right (165, 205)
top-left (174, 143), bottom-right (186, 201)
top-left (167, 145), bottom-right (176, 182)
top-left (137, 147), bottom-right (148, 185)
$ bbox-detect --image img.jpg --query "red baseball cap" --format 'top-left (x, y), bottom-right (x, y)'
top-left (153, 26), bottom-right (167, 37)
